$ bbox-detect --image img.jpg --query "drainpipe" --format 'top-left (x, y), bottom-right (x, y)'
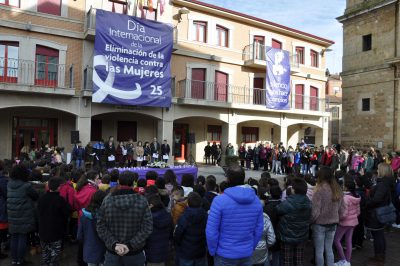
top-left (394, 0), bottom-right (399, 150)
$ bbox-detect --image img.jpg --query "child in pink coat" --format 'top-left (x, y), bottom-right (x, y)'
top-left (333, 179), bottom-right (361, 266)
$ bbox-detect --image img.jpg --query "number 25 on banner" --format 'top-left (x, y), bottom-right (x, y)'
top-left (150, 85), bottom-right (163, 96)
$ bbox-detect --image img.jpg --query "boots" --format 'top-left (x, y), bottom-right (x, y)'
top-left (367, 254), bottom-right (385, 266)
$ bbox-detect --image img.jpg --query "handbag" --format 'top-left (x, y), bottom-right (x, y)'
top-left (376, 195), bottom-right (396, 225)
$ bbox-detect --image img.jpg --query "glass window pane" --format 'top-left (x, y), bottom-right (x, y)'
top-left (8, 46), bottom-right (18, 59)
top-left (0, 45), bottom-right (5, 58)
top-left (221, 31), bottom-right (226, 46)
top-left (9, 0), bottom-right (19, 6)
top-left (0, 0), bottom-right (6, 4)
top-left (198, 26), bottom-right (205, 42)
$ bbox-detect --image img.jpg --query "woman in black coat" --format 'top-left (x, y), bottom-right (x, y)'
top-left (365, 163), bottom-right (395, 264)
top-left (7, 164), bottom-right (39, 265)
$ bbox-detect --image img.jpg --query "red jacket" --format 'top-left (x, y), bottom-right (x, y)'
top-left (322, 151), bottom-right (333, 166)
top-left (76, 183), bottom-right (97, 218)
top-left (59, 181), bottom-right (79, 211)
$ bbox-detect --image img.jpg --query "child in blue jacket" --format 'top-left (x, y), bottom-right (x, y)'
top-left (77, 190), bottom-right (107, 266)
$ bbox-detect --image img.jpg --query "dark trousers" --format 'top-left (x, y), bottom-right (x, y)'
top-left (205, 156), bottom-right (211, 164)
top-left (371, 229), bottom-right (386, 255)
top-left (10, 233), bottom-right (27, 263)
top-left (352, 216), bottom-right (364, 247)
top-left (41, 239), bottom-right (62, 266)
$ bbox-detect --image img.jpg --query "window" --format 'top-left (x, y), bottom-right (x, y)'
top-left (310, 50), bottom-right (319, 67)
top-left (0, 0), bottom-right (19, 7)
top-left (272, 39), bottom-right (282, 49)
top-left (362, 98), bottom-right (370, 111)
top-left (214, 71), bottom-right (228, 102)
top-left (117, 121), bottom-right (137, 142)
top-left (35, 45), bottom-right (59, 87)
top-left (242, 127), bottom-right (259, 143)
top-left (91, 120), bottom-right (102, 141)
top-left (296, 46), bottom-right (304, 64)
top-left (295, 84), bottom-right (304, 109)
top-left (207, 125), bottom-right (222, 141)
top-left (191, 68), bottom-right (206, 99)
top-left (253, 35), bottom-right (265, 60)
top-left (331, 107), bottom-right (339, 119)
top-left (216, 25), bottom-right (228, 47)
top-left (193, 21), bottom-right (207, 43)
top-left (109, 0), bottom-right (127, 14)
top-left (37, 0), bottom-right (61, 16)
top-left (310, 86), bottom-right (319, 111)
top-left (0, 41), bottom-right (19, 83)
top-left (363, 34), bottom-right (372, 51)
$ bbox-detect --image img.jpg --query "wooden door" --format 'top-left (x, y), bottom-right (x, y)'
top-left (214, 71), bottom-right (228, 102)
top-left (191, 68), bottom-right (206, 99)
top-left (253, 77), bottom-right (265, 105)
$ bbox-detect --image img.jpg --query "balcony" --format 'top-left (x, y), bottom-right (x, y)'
top-left (243, 43), bottom-right (300, 73)
top-left (0, 57), bottom-right (75, 96)
top-left (175, 79), bottom-right (325, 113)
top-left (84, 7), bottom-right (179, 49)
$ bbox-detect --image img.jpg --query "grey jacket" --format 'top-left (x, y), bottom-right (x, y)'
top-left (252, 212), bottom-right (276, 265)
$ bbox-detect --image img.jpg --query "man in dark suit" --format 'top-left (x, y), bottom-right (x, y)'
top-left (161, 140), bottom-right (171, 163)
top-left (150, 137), bottom-right (160, 163)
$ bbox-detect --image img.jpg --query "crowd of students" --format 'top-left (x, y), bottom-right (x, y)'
top-left (1, 141), bottom-right (400, 266)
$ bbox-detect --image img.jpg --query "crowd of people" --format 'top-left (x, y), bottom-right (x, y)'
top-left (0, 139), bottom-right (400, 266)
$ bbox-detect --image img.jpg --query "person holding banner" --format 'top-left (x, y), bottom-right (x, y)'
top-left (150, 138), bottom-right (160, 163)
top-left (161, 140), bottom-right (170, 163)
top-left (143, 142), bottom-right (151, 166)
top-left (136, 141), bottom-right (144, 167)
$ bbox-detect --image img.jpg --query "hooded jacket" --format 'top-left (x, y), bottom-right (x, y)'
top-left (366, 176), bottom-right (394, 230)
top-left (174, 207), bottom-right (208, 260)
top-left (145, 208), bottom-right (173, 263)
top-left (7, 179), bottom-right (39, 234)
top-left (206, 186), bottom-right (263, 259)
top-left (97, 189), bottom-right (153, 255)
top-left (276, 194), bottom-right (311, 244)
top-left (251, 213), bottom-right (276, 265)
top-left (77, 209), bottom-right (106, 264)
top-left (340, 193), bottom-right (361, 227)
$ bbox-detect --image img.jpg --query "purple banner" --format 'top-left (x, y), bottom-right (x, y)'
top-left (265, 47), bottom-right (291, 110)
top-left (93, 10), bottom-right (173, 107)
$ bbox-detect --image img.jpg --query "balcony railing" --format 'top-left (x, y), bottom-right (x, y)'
top-left (176, 79), bottom-right (325, 112)
top-left (84, 7), bottom-right (178, 45)
top-left (0, 57), bottom-right (73, 88)
top-left (243, 43), bottom-right (300, 69)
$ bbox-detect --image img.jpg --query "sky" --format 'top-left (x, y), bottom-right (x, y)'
top-left (200, 0), bottom-right (346, 74)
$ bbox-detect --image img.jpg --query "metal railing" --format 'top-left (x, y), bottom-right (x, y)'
top-left (84, 7), bottom-right (178, 44)
top-left (176, 79), bottom-right (325, 111)
top-left (0, 57), bottom-right (73, 88)
top-left (243, 43), bottom-right (300, 69)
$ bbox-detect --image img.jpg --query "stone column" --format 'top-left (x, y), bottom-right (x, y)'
top-left (157, 108), bottom-right (174, 163)
top-left (280, 126), bottom-right (288, 147)
top-left (75, 116), bottom-right (91, 146)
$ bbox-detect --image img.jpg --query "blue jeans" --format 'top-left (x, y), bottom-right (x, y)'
top-left (214, 255), bottom-right (252, 266)
top-left (179, 256), bottom-right (206, 266)
top-left (10, 233), bottom-right (27, 263)
top-left (301, 164), bottom-right (309, 175)
top-left (104, 250), bottom-right (145, 266)
top-left (313, 224), bottom-right (337, 266)
top-left (76, 159), bottom-right (84, 168)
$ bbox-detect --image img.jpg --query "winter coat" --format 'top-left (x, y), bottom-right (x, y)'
top-left (76, 183), bottom-right (97, 213)
top-left (158, 188), bottom-right (170, 208)
top-left (59, 181), bottom-right (79, 211)
top-left (203, 191), bottom-right (218, 212)
top-left (77, 209), bottom-right (106, 264)
top-left (206, 186), bottom-right (264, 259)
top-left (251, 213), bottom-right (276, 265)
top-left (145, 208), bottom-right (173, 263)
top-left (7, 179), bottom-right (39, 234)
top-left (340, 193), bottom-right (361, 227)
top-left (73, 146), bottom-right (85, 160)
top-left (0, 175), bottom-right (8, 222)
top-left (38, 192), bottom-right (70, 242)
top-left (238, 146), bottom-right (246, 160)
top-left (97, 189), bottom-right (153, 254)
top-left (366, 176), bottom-right (394, 230)
top-left (276, 194), bottom-right (311, 244)
top-left (172, 199), bottom-right (187, 226)
top-left (312, 183), bottom-right (345, 225)
top-left (161, 144), bottom-right (170, 156)
top-left (174, 207), bottom-right (207, 260)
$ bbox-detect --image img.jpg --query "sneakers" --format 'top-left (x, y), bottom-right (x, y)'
top-left (334, 260), bottom-right (351, 266)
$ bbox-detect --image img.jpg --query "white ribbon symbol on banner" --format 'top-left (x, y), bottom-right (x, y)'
top-left (92, 55), bottom-right (142, 102)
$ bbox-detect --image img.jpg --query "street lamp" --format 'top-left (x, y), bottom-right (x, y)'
top-left (177, 7), bottom-right (190, 23)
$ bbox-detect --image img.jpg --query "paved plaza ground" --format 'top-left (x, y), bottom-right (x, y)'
top-left (2, 165), bottom-right (400, 265)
